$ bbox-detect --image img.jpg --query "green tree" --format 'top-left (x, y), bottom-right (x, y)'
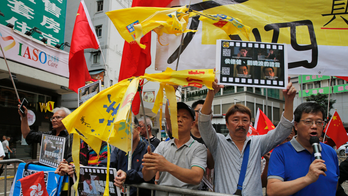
top-left (305, 93), bottom-right (336, 121)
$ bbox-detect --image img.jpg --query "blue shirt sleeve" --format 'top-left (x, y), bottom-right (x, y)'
top-left (267, 146), bottom-right (286, 181)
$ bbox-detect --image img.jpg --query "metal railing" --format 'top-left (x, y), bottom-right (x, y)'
top-left (0, 159), bottom-right (26, 196)
top-left (128, 183), bottom-right (236, 196)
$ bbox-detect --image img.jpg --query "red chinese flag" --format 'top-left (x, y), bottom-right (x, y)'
top-left (254, 108), bottom-right (275, 135)
top-left (119, 0), bottom-right (173, 115)
top-left (69, 0), bottom-right (100, 93)
top-left (336, 76), bottom-right (348, 82)
top-left (324, 111), bottom-right (348, 148)
top-left (247, 124), bottom-right (259, 137)
top-left (19, 171), bottom-right (48, 196)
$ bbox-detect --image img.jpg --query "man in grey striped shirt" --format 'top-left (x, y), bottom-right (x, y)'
top-left (198, 79), bottom-right (296, 196)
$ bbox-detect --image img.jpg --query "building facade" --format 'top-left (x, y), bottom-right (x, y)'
top-left (0, 0), bottom-right (70, 159)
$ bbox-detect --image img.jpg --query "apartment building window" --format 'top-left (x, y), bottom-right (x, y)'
top-left (307, 83), bottom-right (313, 89)
top-left (213, 105), bottom-right (221, 115)
top-left (302, 83), bottom-right (306, 90)
top-left (95, 25), bottom-right (102, 37)
top-left (246, 102), bottom-right (254, 119)
top-left (338, 79), bottom-right (345, 85)
top-left (97, 0), bottom-right (103, 12)
top-left (331, 79), bottom-right (336, 86)
top-left (237, 86), bottom-right (244, 92)
top-left (273, 107), bottom-right (280, 121)
top-left (222, 103), bottom-right (232, 115)
top-left (92, 52), bottom-right (100, 64)
top-left (255, 87), bottom-right (262, 95)
top-left (314, 81), bottom-right (321, 88)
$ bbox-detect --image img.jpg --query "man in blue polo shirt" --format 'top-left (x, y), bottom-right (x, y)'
top-left (267, 102), bottom-right (339, 196)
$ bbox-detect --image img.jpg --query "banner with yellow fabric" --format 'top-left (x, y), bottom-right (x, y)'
top-left (106, 5), bottom-right (250, 49)
top-left (106, 6), bottom-right (192, 49)
top-left (63, 68), bottom-right (214, 152)
top-left (155, 0), bottom-right (348, 76)
top-left (62, 68), bottom-right (214, 194)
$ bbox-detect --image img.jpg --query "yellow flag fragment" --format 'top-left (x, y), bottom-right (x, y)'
top-left (106, 6), bottom-right (251, 49)
top-left (106, 6), bottom-right (193, 49)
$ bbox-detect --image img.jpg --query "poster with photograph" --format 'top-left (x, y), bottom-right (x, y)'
top-left (216, 40), bottom-right (288, 89)
top-left (78, 80), bottom-right (102, 106)
top-left (39, 134), bottom-right (66, 168)
top-left (77, 166), bottom-right (120, 196)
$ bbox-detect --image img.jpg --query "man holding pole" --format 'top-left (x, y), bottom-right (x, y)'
top-left (142, 102), bottom-right (207, 196)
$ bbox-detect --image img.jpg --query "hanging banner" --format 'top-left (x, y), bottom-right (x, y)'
top-left (299, 86), bottom-right (332, 97)
top-left (155, 0), bottom-right (348, 76)
top-left (299, 75), bottom-right (332, 83)
top-left (0, 24), bottom-right (69, 77)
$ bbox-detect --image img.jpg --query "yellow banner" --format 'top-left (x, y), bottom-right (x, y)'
top-left (156, 0), bottom-right (348, 76)
top-left (62, 78), bottom-right (136, 152)
top-left (63, 68), bottom-right (214, 150)
top-left (106, 6), bottom-right (192, 49)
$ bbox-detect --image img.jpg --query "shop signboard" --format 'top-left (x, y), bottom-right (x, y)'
top-left (1, 0), bottom-right (67, 47)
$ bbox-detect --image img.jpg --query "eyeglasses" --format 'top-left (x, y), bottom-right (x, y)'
top-left (231, 119), bottom-right (250, 125)
top-left (300, 119), bottom-right (324, 127)
top-left (50, 116), bottom-right (63, 122)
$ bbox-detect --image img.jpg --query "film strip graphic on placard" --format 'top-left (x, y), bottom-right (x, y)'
top-left (77, 166), bottom-right (119, 196)
top-left (39, 134), bottom-right (66, 168)
top-left (216, 40), bottom-right (288, 89)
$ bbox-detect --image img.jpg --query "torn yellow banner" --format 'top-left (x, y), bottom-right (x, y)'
top-left (106, 6), bottom-right (193, 49)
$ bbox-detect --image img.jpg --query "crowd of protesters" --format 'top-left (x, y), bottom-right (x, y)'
top-left (16, 79), bottom-right (345, 196)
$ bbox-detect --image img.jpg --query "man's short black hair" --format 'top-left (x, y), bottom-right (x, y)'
top-left (262, 67), bottom-right (274, 74)
top-left (239, 47), bottom-right (247, 51)
top-left (294, 102), bottom-right (325, 122)
top-left (192, 100), bottom-right (205, 110)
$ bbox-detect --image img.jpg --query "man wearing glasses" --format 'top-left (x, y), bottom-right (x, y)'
top-left (198, 79), bottom-right (296, 195)
top-left (18, 105), bottom-right (71, 158)
top-left (267, 102), bottom-right (339, 196)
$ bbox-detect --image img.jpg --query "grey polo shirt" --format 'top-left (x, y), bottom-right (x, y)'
top-left (154, 137), bottom-right (207, 196)
top-left (198, 112), bottom-right (293, 196)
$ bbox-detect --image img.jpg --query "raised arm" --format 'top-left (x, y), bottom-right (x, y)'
top-left (201, 79), bottom-right (223, 115)
top-left (282, 78), bottom-right (296, 121)
top-left (258, 79), bottom-right (296, 155)
top-left (198, 79), bottom-right (224, 154)
top-left (18, 105), bottom-right (30, 139)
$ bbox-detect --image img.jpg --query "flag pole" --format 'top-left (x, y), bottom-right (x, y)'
top-left (323, 76), bottom-right (333, 142)
top-left (175, 1), bottom-right (192, 71)
top-left (326, 76), bottom-right (332, 122)
top-left (126, 111), bottom-right (134, 196)
top-left (138, 86), bottom-right (152, 152)
top-left (98, 47), bottom-right (109, 82)
top-left (0, 43), bottom-right (21, 103)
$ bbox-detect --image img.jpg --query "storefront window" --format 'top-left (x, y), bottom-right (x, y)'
top-left (0, 86), bottom-right (53, 160)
